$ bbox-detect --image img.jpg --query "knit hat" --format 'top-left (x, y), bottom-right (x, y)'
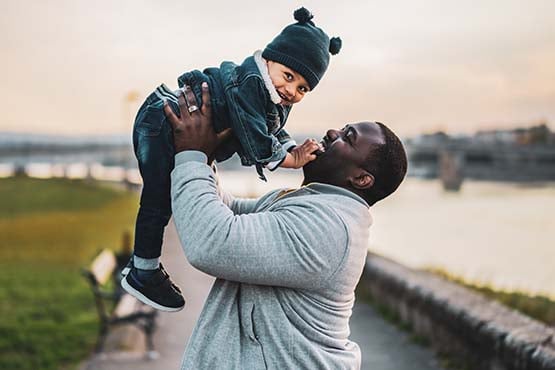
top-left (262, 7), bottom-right (342, 90)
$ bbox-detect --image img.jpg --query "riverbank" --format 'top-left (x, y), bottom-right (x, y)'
top-left (360, 253), bottom-right (555, 370)
top-left (428, 268), bottom-right (555, 327)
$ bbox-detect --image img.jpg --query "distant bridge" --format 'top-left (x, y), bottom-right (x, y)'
top-left (407, 142), bottom-right (555, 182)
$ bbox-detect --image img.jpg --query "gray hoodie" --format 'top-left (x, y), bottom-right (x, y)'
top-left (171, 151), bottom-right (372, 370)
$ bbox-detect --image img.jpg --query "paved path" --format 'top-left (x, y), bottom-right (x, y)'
top-left (350, 303), bottom-right (444, 370)
top-left (82, 222), bottom-right (444, 370)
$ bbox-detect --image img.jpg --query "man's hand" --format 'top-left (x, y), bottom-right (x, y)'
top-left (163, 82), bottom-right (231, 158)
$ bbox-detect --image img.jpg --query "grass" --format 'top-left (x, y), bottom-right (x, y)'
top-left (0, 176), bottom-right (138, 370)
top-left (427, 268), bottom-right (555, 327)
top-left (0, 177), bottom-right (122, 218)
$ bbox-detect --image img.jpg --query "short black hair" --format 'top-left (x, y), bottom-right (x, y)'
top-left (363, 122), bottom-right (408, 206)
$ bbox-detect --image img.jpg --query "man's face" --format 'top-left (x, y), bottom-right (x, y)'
top-left (266, 60), bottom-right (310, 105)
top-left (303, 122), bottom-right (386, 187)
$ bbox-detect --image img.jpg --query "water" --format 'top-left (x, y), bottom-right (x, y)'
top-left (216, 171), bottom-right (555, 298)
top-left (0, 162), bottom-right (141, 184)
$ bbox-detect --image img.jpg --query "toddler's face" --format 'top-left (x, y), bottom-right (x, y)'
top-left (266, 60), bottom-right (310, 105)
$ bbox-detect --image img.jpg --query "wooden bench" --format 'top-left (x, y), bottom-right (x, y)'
top-left (82, 249), bottom-right (158, 353)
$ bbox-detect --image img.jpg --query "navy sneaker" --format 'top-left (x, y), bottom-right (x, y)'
top-left (121, 264), bottom-right (185, 312)
top-left (121, 260), bottom-right (182, 293)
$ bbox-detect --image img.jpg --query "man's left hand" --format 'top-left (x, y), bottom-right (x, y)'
top-left (163, 82), bottom-right (231, 157)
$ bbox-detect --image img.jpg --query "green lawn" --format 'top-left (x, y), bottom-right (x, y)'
top-left (428, 268), bottom-right (555, 327)
top-left (0, 177), bottom-right (138, 370)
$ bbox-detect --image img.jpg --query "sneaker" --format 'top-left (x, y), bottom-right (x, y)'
top-left (121, 265), bottom-right (185, 312)
top-left (121, 260), bottom-right (182, 293)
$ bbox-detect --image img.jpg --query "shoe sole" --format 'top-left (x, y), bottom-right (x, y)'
top-left (121, 266), bottom-right (131, 276)
top-left (120, 276), bottom-right (185, 312)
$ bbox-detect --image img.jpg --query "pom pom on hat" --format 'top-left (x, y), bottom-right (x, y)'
top-left (329, 37), bottom-right (342, 55)
top-left (293, 7), bottom-right (314, 24)
top-left (263, 7), bottom-right (340, 89)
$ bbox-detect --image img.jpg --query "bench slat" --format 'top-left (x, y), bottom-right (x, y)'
top-left (90, 249), bottom-right (117, 285)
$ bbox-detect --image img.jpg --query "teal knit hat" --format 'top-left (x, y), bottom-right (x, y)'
top-left (262, 7), bottom-right (342, 90)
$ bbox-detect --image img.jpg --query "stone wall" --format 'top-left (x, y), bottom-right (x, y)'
top-left (359, 253), bottom-right (555, 370)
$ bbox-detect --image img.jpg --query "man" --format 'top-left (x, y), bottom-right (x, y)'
top-left (163, 83), bottom-right (407, 369)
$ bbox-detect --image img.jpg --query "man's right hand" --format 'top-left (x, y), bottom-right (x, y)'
top-left (163, 82), bottom-right (231, 158)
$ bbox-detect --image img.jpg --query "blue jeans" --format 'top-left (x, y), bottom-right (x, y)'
top-left (132, 86), bottom-right (179, 259)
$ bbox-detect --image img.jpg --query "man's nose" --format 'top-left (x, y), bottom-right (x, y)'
top-left (326, 129), bottom-right (340, 141)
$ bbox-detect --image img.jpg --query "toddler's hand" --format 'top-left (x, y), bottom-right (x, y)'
top-left (288, 139), bottom-right (320, 168)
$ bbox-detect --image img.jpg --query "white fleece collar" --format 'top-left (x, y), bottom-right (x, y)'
top-left (253, 50), bottom-right (282, 105)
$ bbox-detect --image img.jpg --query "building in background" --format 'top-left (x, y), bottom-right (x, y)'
top-left (406, 123), bottom-right (555, 182)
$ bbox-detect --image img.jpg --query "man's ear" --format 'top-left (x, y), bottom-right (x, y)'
top-left (349, 169), bottom-right (375, 190)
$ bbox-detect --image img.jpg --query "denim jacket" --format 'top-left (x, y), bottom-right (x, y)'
top-left (176, 51), bottom-right (295, 180)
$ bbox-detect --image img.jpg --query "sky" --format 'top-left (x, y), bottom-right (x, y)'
top-left (1, 0), bottom-right (554, 138)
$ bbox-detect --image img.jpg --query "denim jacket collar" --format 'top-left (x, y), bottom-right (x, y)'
top-left (253, 50), bottom-right (282, 105)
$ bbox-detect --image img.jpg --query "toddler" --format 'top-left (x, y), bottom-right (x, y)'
top-left (121, 7), bottom-right (341, 311)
